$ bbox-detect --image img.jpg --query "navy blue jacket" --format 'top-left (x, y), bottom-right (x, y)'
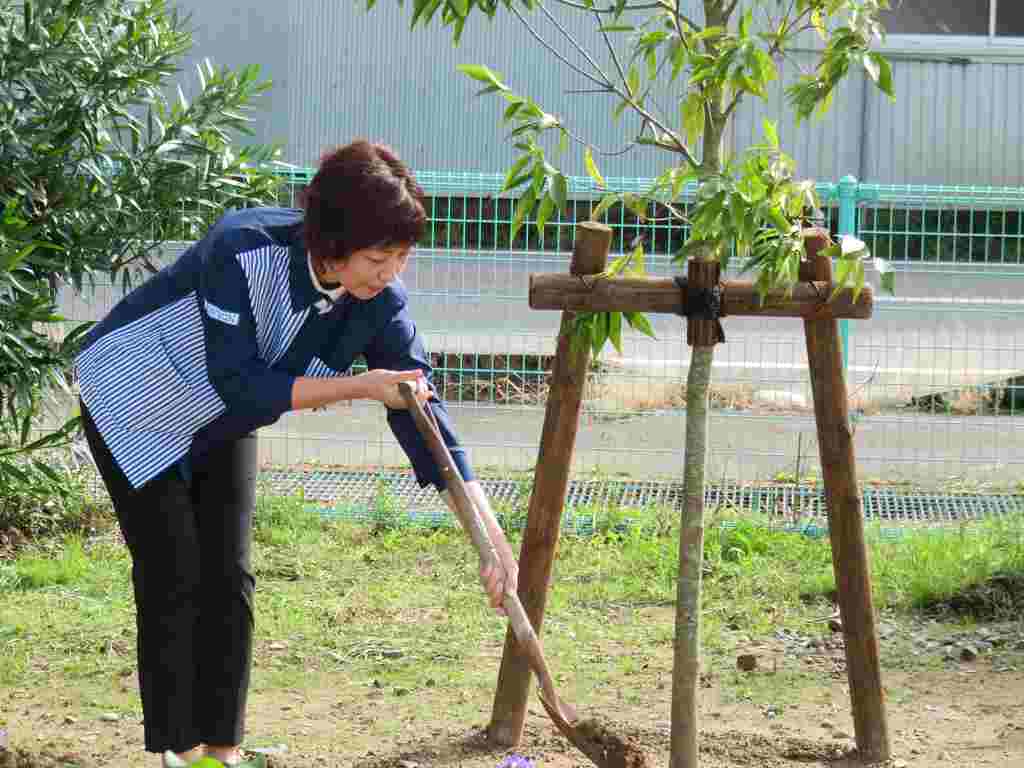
top-left (75, 207), bottom-right (473, 491)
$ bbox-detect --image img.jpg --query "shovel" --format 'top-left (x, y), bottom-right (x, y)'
top-left (397, 381), bottom-right (647, 768)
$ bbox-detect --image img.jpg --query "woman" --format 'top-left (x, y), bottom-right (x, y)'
top-left (75, 140), bottom-right (520, 767)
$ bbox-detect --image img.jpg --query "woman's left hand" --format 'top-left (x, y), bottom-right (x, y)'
top-left (479, 545), bottom-right (519, 616)
top-left (356, 369), bottom-right (432, 409)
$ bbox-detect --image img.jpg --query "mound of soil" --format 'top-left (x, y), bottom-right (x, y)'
top-left (925, 571), bottom-right (1024, 620)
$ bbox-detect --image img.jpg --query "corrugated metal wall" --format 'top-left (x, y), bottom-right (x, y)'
top-left (861, 58), bottom-right (1024, 186)
top-left (173, 1), bottom-right (1024, 186)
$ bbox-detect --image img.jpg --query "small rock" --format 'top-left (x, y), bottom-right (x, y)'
top-left (393, 687), bottom-right (410, 697)
top-left (0, 728), bottom-right (7, 750)
top-left (892, 760), bottom-right (908, 768)
top-left (910, 747), bottom-right (924, 755)
top-left (398, 761), bottom-right (419, 768)
top-left (381, 649), bottom-right (404, 659)
top-left (938, 751), bottom-right (952, 760)
top-left (268, 642), bottom-right (287, 651)
top-left (820, 720), bottom-right (835, 730)
top-left (832, 730), bottom-right (851, 740)
top-left (64, 716), bottom-right (77, 725)
top-left (99, 713), bottom-right (120, 723)
top-left (828, 618), bottom-right (843, 633)
top-left (737, 654), bottom-right (758, 672)
top-left (960, 646), bottom-right (979, 662)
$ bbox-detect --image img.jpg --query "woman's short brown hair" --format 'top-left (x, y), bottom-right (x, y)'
top-left (299, 140), bottom-right (426, 264)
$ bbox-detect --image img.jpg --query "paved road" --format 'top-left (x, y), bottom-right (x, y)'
top-left (263, 400), bottom-right (1024, 487)
top-left (57, 246), bottom-right (1024, 485)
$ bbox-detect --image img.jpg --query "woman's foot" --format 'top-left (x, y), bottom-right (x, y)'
top-left (205, 745), bottom-right (242, 766)
top-left (161, 746), bottom-right (206, 767)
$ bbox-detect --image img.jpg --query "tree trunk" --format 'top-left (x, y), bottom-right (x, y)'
top-left (670, 4), bottom-right (729, 766)
top-left (671, 345), bottom-right (714, 768)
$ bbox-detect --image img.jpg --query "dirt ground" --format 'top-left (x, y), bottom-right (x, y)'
top-left (2, 651), bottom-right (1023, 768)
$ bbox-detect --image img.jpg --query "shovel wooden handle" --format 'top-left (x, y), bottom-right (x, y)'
top-left (397, 381), bottom-right (560, 707)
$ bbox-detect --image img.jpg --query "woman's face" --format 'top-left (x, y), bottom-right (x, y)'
top-left (322, 244), bottom-right (411, 301)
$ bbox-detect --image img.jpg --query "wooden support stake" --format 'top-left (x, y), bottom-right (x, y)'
top-left (529, 274), bottom-right (874, 320)
top-left (488, 222), bottom-right (612, 747)
top-left (800, 237), bottom-right (891, 763)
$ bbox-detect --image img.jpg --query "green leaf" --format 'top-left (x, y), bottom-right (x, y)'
top-left (456, 64), bottom-right (506, 90)
top-left (623, 194), bottom-right (648, 222)
top-left (630, 243), bottom-right (646, 275)
top-left (739, 8), bottom-right (753, 38)
top-left (874, 257), bottom-right (896, 295)
top-left (510, 186), bottom-right (537, 242)
top-left (598, 24), bottom-right (634, 32)
top-left (551, 173), bottom-right (569, 213)
top-left (558, 129), bottom-right (570, 157)
top-left (762, 118), bottom-right (779, 149)
top-left (502, 100), bottom-right (523, 123)
top-left (591, 312), bottom-right (610, 357)
top-left (624, 311), bottom-right (656, 339)
top-left (861, 52), bottom-right (880, 84)
top-left (1, 243), bottom-right (38, 272)
top-left (502, 154), bottom-right (532, 192)
top-left (834, 256), bottom-right (853, 291)
top-left (670, 40), bottom-right (686, 82)
top-left (450, 0), bottom-right (469, 17)
top-left (608, 311), bottom-right (623, 354)
top-left (811, 8), bottom-right (827, 40)
top-left (590, 193), bottom-right (620, 221)
top-left (681, 92), bottom-right (705, 146)
top-left (627, 65), bottom-right (641, 99)
top-left (869, 53), bottom-right (895, 99)
top-left (584, 147), bottom-right (606, 189)
top-left (535, 193), bottom-right (556, 237)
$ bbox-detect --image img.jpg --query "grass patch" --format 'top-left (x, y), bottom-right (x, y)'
top-left (7, 536), bottom-right (91, 589)
top-left (1, 493), bottom-right (1022, 709)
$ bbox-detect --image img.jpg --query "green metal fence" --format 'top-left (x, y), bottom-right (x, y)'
top-left (59, 170), bottom-right (1024, 491)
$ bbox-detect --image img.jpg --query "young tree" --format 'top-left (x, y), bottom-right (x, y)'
top-left (0, 0), bottom-right (283, 531)
top-left (373, 0), bottom-right (895, 765)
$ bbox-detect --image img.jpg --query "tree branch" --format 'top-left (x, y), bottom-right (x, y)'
top-left (590, 5), bottom-right (694, 162)
top-left (510, 4), bottom-right (608, 88)
top-left (548, 0), bottom-right (684, 17)
top-left (594, 7), bottom-right (628, 86)
top-left (538, 1), bottom-right (614, 86)
top-left (721, 6), bottom-right (815, 123)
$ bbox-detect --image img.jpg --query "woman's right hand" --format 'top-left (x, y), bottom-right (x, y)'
top-left (354, 368), bottom-right (431, 409)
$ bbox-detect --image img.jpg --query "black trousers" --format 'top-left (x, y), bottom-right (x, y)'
top-left (80, 401), bottom-right (257, 753)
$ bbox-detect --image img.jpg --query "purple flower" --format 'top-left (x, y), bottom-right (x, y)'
top-left (498, 755), bottom-right (535, 768)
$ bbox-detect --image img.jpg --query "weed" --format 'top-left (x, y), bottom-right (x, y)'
top-left (12, 536), bottom-right (90, 589)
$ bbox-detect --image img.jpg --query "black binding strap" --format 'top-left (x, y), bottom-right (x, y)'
top-left (673, 276), bottom-right (726, 343)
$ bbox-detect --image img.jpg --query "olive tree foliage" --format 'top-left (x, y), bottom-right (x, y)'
top-left (0, 0), bottom-right (282, 530)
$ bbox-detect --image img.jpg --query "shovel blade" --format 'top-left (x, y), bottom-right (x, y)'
top-left (537, 691), bottom-right (649, 768)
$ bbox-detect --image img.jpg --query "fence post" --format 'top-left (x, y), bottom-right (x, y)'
top-left (837, 175), bottom-right (859, 374)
